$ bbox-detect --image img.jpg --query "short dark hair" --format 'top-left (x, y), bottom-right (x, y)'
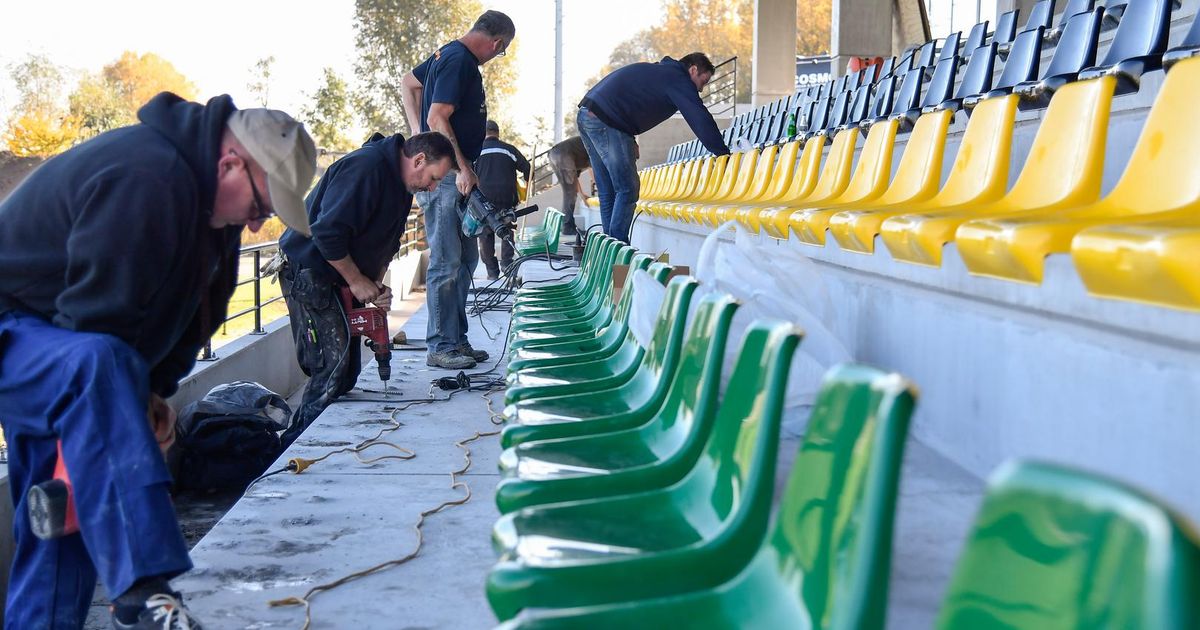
top-left (403, 131), bottom-right (455, 163)
top-left (679, 52), bottom-right (716, 75)
top-left (486, 119), bottom-right (500, 134)
top-left (471, 10), bottom-right (516, 39)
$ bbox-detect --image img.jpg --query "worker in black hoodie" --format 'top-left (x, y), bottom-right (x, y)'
top-left (578, 52), bottom-right (731, 243)
top-left (279, 130), bottom-right (455, 442)
top-left (0, 92), bottom-right (317, 629)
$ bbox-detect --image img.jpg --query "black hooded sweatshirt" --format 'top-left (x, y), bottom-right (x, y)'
top-left (280, 133), bottom-right (413, 284)
top-left (0, 92), bottom-right (243, 397)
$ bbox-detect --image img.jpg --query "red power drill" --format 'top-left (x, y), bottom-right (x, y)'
top-left (339, 287), bottom-right (392, 390)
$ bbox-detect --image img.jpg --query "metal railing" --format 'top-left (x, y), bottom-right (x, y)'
top-left (397, 206), bottom-right (427, 258)
top-left (200, 241), bottom-right (283, 361)
top-left (703, 56), bottom-right (738, 117)
top-left (199, 211), bottom-right (428, 362)
top-left (528, 149), bottom-right (557, 196)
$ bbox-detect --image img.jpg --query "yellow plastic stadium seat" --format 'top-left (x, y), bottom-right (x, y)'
top-left (705, 143), bottom-right (778, 225)
top-left (633, 167), bottom-right (663, 214)
top-left (639, 167), bottom-right (659, 200)
top-left (957, 57), bottom-right (1200, 283)
top-left (732, 140), bottom-right (801, 232)
top-left (775, 128), bottom-right (859, 234)
top-left (755, 127), bottom-right (860, 240)
top-left (658, 163), bottom-right (683, 199)
top-left (791, 109), bottom-right (953, 246)
top-left (829, 96), bottom-right (1016, 253)
top-left (684, 152), bottom-right (743, 224)
top-left (1071, 215), bottom-right (1200, 310)
top-left (652, 156), bottom-right (718, 219)
top-left (882, 77), bottom-right (1114, 266)
top-left (776, 117), bottom-right (899, 243)
top-left (756, 136), bottom-right (826, 238)
top-left (702, 149), bottom-right (758, 226)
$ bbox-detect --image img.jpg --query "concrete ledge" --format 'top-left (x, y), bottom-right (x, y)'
top-left (168, 317), bottom-right (306, 412)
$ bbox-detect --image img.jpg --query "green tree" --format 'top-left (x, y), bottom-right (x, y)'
top-left (588, 0), bottom-right (832, 103)
top-left (69, 74), bottom-right (131, 138)
top-left (353, 0), bottom-right (480, 133)
top-left (102, 51), bottom-right (197, 113)
top-left (9, 54), bottom-right (67, 115)
top-left (481, 37), bottom-right (520, 147)
top-left (5, 54), bottom-right (79, 156)
top-left (302, 67), bottom-right (356, 152)
top-left (797, 0), bottom-right (832, 56)
top-left (247, 56), bottom-right (276, 107)
top-left (67, 51), bottom-right (197, 140)
top-left (6, 112), bottom-right (79, 157)
top-left (351, 0), bottom-right (519, 136)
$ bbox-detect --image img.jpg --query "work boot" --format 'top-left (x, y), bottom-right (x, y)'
top-left (457, 342), bottom-right (490, 363)
top-left (427, 350), bottom-right (476, 369)
top-left (112, 592), bottom-right (204, 630)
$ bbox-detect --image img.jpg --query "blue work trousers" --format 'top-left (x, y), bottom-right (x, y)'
top-left (0, 312), bottom-right (191, 629)
top-left (577, 107), bottom-right (641, 243)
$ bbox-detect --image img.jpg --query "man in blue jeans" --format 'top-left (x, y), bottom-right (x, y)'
top-left (401, 10), bottom-right (516, 369)
top-left (0, 93), bottom-right (317, 628)
top-left (578, 52), bottom-right (731, 243)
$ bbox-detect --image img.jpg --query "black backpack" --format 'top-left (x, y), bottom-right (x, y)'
top-left (174, 381), bottom-right (290, 491)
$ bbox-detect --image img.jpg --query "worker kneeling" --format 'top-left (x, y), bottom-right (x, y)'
top-left (278, 131), bottom-right (454, 444)
top-left (0, 93), bottom-right (317, 628)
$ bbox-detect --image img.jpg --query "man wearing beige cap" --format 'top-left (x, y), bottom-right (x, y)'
top-left (0, 91), bottom-right (316, 629)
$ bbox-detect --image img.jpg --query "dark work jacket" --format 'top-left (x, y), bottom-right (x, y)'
top-left (280, 134), bottom-right (413, 285)
top-left (474, 137), bottom-right (530, 209)
top-left (0, 92), bottom-right (243, 397)
top-left (582, 56), bottom-right (730, 156)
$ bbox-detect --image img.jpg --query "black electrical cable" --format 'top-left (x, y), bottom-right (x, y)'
top-left (629, 210), bottom-right (645, 244)
top-left (245, 459), bottom-right (299, 490)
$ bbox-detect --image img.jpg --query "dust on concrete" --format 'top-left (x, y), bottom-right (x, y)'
top-left (297, 439), bottom-right (353, 447)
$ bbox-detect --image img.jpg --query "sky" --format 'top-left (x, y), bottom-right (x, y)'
top-left (0, 0), bottom-right (664, 150)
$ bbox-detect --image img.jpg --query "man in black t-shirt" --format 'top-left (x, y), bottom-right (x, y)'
top-left (402, 9), bottom-right (516, 370)
top-left (475, 120), bottom-right (530, 279)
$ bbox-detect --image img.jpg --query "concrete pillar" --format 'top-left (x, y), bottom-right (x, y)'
top-left (751, 0), bottom-right (797, 106)
top-left (832, 0), bottom-right (894, 75)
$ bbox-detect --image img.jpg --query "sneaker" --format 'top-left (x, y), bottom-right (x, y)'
top-left (486, 273), bottom-right (500, 281)
top-left (457, 342), bottom-right (490, 363)
top-left (427, 350), bottom-right (476, 369)
top-left (112, 592), bottom-right (204, 630)
top-left (561, 223), bottom-right (578, 236)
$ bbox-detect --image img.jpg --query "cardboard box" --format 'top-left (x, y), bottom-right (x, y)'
top-left (612, 263), bottom-right (691, 304)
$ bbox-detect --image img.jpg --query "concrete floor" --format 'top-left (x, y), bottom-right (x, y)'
top-left (172, 297), bottom-right (512, 629)
top-left (136, 257), bottom-right (984, 629)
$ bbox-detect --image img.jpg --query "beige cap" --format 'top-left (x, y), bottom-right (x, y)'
top-left (227, 109), bottom-right (318, 236)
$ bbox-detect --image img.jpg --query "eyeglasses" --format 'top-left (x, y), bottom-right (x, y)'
top-left (231, 150), bottom-right (274, 222)
top-left (496, 39), bottom-right (509, 57)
